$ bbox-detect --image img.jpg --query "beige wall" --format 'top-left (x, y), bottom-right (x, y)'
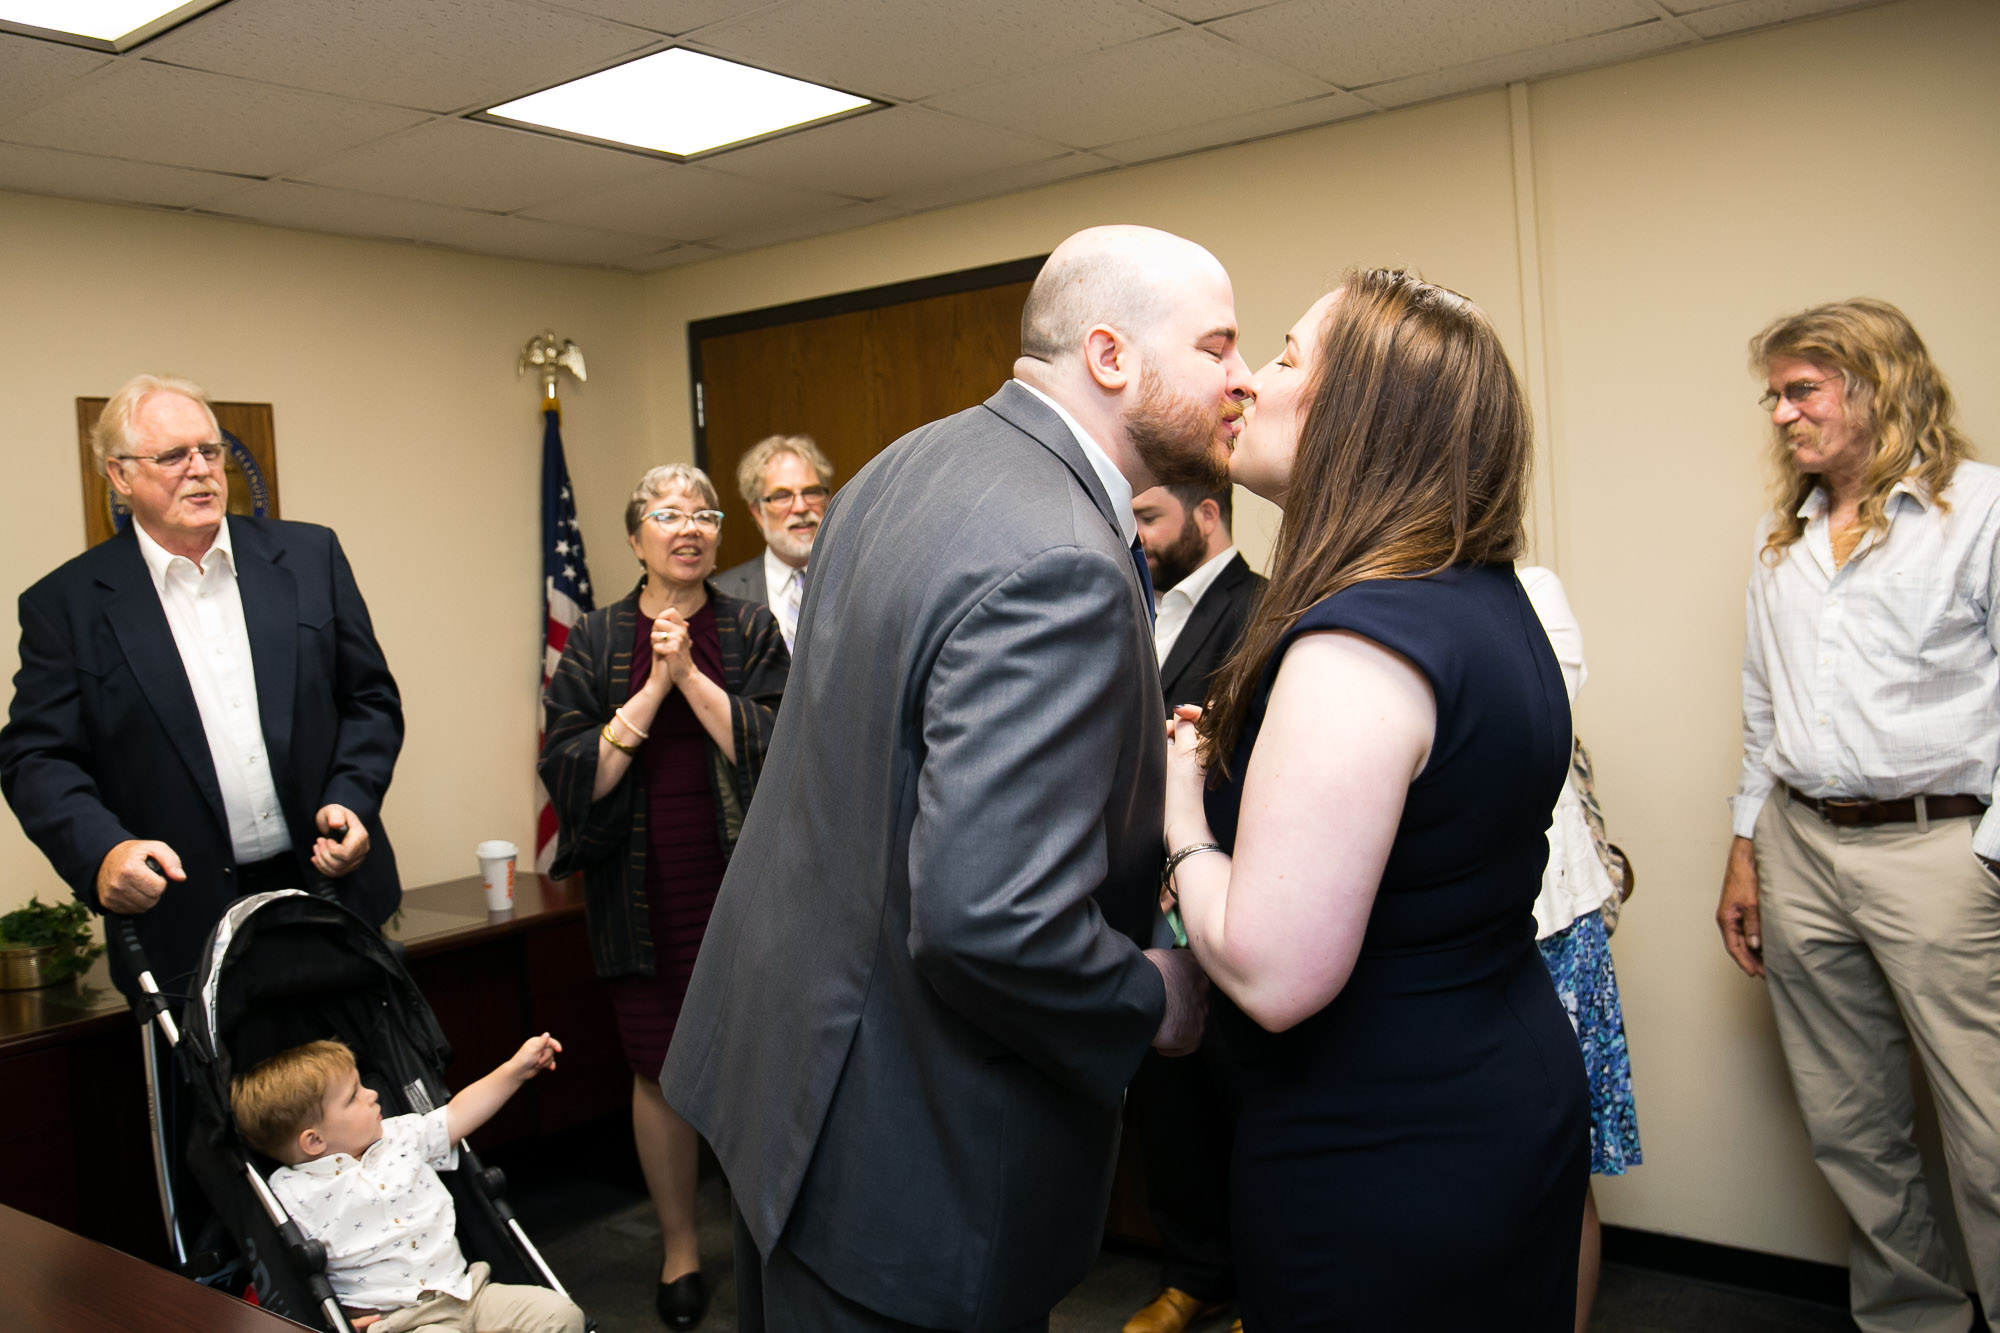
top-left (636, 0), bottom-right (2000, 1264)
top-left (0, 194), bottom-right (658, 905)
top-left (1, 0), bottom-right (1993, 1271)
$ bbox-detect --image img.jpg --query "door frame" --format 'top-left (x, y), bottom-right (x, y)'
top-left (685, 255), bottom-right (1048, 472)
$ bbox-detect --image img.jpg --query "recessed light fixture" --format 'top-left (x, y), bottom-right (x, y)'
top-left (485, 49), bottom-right (874, 159)
top-left (0, 0), bottom-right (226, 50)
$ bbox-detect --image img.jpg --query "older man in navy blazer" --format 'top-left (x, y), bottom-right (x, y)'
top-left (0, 373), bottom-right (403, 998)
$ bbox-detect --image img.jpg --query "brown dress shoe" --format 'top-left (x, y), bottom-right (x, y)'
top-left (1122, 1287), bottom-right (1228, 1333)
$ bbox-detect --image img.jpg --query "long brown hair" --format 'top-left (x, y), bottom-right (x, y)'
top-left (1751, 298), bottom-right (1968, 565)
top-left (1200, 268), bottom-right (1532, 772)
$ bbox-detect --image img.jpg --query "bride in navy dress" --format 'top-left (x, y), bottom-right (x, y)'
top-left (1162, 268), bottom-right (1589, 1331)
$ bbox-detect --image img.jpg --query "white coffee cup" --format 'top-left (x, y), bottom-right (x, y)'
top-left (475, 840), bottom-right (518, 912)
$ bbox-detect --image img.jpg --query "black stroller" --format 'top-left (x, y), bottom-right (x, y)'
top-left (113, 887), bottom-right (584, 1332)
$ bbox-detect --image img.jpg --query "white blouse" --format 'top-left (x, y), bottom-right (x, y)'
top-left (1519, 566), bottom-right (1620, 940)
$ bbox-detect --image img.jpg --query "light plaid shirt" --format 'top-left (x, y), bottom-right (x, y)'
top-left (1732, 459), bottom-right (2000, 858)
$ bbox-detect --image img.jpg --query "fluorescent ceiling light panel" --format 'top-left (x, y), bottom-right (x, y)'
top-left (0, 1), bottom-right (221, 46)
top-left (487, 49), bottom-right (873, 158)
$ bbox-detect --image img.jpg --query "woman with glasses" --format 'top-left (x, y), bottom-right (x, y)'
top-left (1161, 270), bottom-right (1588, 1329)
top-left (539, 464), bottom-right (788, 1330)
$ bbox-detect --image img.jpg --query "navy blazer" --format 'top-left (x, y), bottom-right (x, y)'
top-left (0, 517), bottom-right (403, 995)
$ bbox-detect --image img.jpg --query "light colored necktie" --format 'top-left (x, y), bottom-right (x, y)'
top-left (782, 568), bottom-right (804, 648)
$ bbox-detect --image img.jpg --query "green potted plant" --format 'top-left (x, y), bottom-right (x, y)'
top-left (0, 896), bottom-right (104, 989)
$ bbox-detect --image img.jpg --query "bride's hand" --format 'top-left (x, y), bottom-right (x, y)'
top-left (1164, 704), bottom-right (1211, 848)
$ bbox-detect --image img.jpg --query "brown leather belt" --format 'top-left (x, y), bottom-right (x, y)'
top-left (1785, 785), bottom-right (1987, 827)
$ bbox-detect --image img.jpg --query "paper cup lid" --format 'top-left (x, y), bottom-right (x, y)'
top-left (475, 840), bottom-right (519, 859)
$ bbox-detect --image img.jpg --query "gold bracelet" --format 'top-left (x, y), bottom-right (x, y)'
top-left (601, 722), bottom-right (637, 755)
top-left (611, 706), bottom-right (650, 742)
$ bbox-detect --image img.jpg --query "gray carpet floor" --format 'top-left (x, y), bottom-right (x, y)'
top-left (501, 1154), bottom-right (1860, 1333)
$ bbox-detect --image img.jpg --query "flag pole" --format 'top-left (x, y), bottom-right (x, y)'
top-left (522, 331), bottom-right (593, 877)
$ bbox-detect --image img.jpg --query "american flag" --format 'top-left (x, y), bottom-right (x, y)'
top-left (536, 406), bottom-right (593, 874)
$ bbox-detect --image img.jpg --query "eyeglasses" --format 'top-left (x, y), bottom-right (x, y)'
top-left (113, 442), bottom-right (225, 471)
top-left (758, 485), bottom-right (828, 511)
top-left (1758, 375), bottom-right (1842, 412)
top-left (644, 507), bottom-right (724, 533)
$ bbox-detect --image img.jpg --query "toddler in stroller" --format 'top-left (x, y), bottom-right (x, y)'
top-left (232, 1033), bottom-right (584, 1333)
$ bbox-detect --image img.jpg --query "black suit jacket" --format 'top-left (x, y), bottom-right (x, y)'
top-left (710, 555), bottom-right (767, 607)
top-left (0, 517), bottom-right (403, 995)
top-left (664, 382), bottom-right (1166, 1330)
top-left (1158, 552), bottom-right (1264, 711)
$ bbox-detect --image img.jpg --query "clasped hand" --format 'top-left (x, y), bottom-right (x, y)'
top-left (645, 607), bottom-right (695, 691)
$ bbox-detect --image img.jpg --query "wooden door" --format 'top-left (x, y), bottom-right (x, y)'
top-left (692, 259), bottom-right (1042, 572)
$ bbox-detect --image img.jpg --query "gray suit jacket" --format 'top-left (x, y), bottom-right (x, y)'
top-left (663, 381), bottom-right (1167, 1330)
top-left (711, 555), bottom-right (766, 607)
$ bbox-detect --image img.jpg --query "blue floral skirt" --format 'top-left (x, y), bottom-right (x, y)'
top-left (1537, 908), bottom-right (1642, 1175)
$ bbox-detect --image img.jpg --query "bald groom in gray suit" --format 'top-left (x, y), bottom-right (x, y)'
top-left (662, 226), bottom-right (1256, 1332)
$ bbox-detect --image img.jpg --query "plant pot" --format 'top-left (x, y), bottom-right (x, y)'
top-left (0, 944), bottom-right (62, 990)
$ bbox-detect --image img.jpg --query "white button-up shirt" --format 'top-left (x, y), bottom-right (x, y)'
top-left (1154, 546), bottom-right (1238, 666)
top-left (134, 519), bottom-right (292, 862)
top-left (762, 546), bottom-right (806, 651)
top-left (1732, 460), bottom-right (2000, 858)
top-left (269, 1107), bottom-right (470, 1312)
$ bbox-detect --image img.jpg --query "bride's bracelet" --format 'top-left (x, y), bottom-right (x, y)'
top-left (1160, 842), bottom-right (1225, 902)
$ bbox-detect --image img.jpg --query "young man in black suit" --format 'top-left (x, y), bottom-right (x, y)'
top-left (1125, 481), bottom-right (1264, 1333)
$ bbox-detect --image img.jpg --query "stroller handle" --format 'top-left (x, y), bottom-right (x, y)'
top-left (110, 859), bottom-right (180, 1045)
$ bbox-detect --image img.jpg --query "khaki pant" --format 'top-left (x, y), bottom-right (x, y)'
top-left (370, 1262), bottom-right (584, 1333)
top-left (1756, 796), bottom-right (2000, 1333)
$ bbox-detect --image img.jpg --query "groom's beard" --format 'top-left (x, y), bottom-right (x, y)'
top-left (1126, 366), bottom-right (1233, 492)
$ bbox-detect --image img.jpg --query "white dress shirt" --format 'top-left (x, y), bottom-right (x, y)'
top-left (1731, 460), bottom-right (2000, 858)
top-left (1154, 546), bottom-right (1238, 667)
top-left (762, 546), bottom-right (806, 651)
top-left (134, 519), bottom-right (292, 862)
top-left (269, 1107), bottom-right (471, 1312)
top-left (1014, 381), bottom-right (1138, 546)
top-left (1519, 565), bottom-right (1619, 939)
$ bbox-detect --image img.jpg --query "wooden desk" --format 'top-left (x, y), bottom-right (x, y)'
top-left (0, 1202), bottom-right (307, 1332)
top-left (0, 876), bottom-right (624, 1262)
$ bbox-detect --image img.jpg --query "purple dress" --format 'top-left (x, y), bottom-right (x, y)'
top-left (608, 601), bottom-right (729, 1078)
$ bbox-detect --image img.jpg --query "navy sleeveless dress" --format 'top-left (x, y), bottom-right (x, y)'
top-left (1205, 565), bottom-right (1589, 1331)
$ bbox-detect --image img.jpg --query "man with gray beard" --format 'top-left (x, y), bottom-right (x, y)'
top-left (713, 434), bottom-right (835, 652)
top-left (664, 225), bottom-right (1254, 1332)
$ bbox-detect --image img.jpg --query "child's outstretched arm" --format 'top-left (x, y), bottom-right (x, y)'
top-left (445, 1033), bottom-right (561, 1142)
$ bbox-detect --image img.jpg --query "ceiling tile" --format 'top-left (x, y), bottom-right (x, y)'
top-left (197, 179), bottom-right (481, 244)
top-left (433, 212), bottom-right (667, 264)
top-left (1678, 0), bottom-right (1872, 38)
top-left (289, 119), bottom-right (657, 212)
top-left (711, 106), bottom-right (1069, 200)
top-left (1362, 17), bottom-right (1687, 108)
top-left (520, 163), bottom-right (851, 241)
top-left (0, 35), bottom-right (112, 125)
top-left (538, 0), bottom-right (788, 36)
top-left (925, 29), bottom-right (1328, 150)
top-left (690, 0), bottom-right (1175, 102)
top-left (620, 242), bottom-right (728, 271)
top-left (875, 151), bottom-right (1120, 214)
top-left (140, 0), bottom-right (656, 113)
top-left (1142, 0), bottom-right (1286, 19)
top-left (1095, 90), bottom-right (1371, 164)
top-left (1208, 0), bottom-right (1658, 88)
top-left (0, 62), bottom-right (427, 176)
top-left (0, 143), bottom-right (245, 208)
top-left (702, 199), bottom-right (905, 252)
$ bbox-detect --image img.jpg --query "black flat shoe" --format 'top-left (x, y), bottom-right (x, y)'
top-left (656, 1271), bottom-right (708, 1330)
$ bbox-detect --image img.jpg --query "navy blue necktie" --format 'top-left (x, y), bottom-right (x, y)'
top-left (1130, 538), bottom-right (1156, 625)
